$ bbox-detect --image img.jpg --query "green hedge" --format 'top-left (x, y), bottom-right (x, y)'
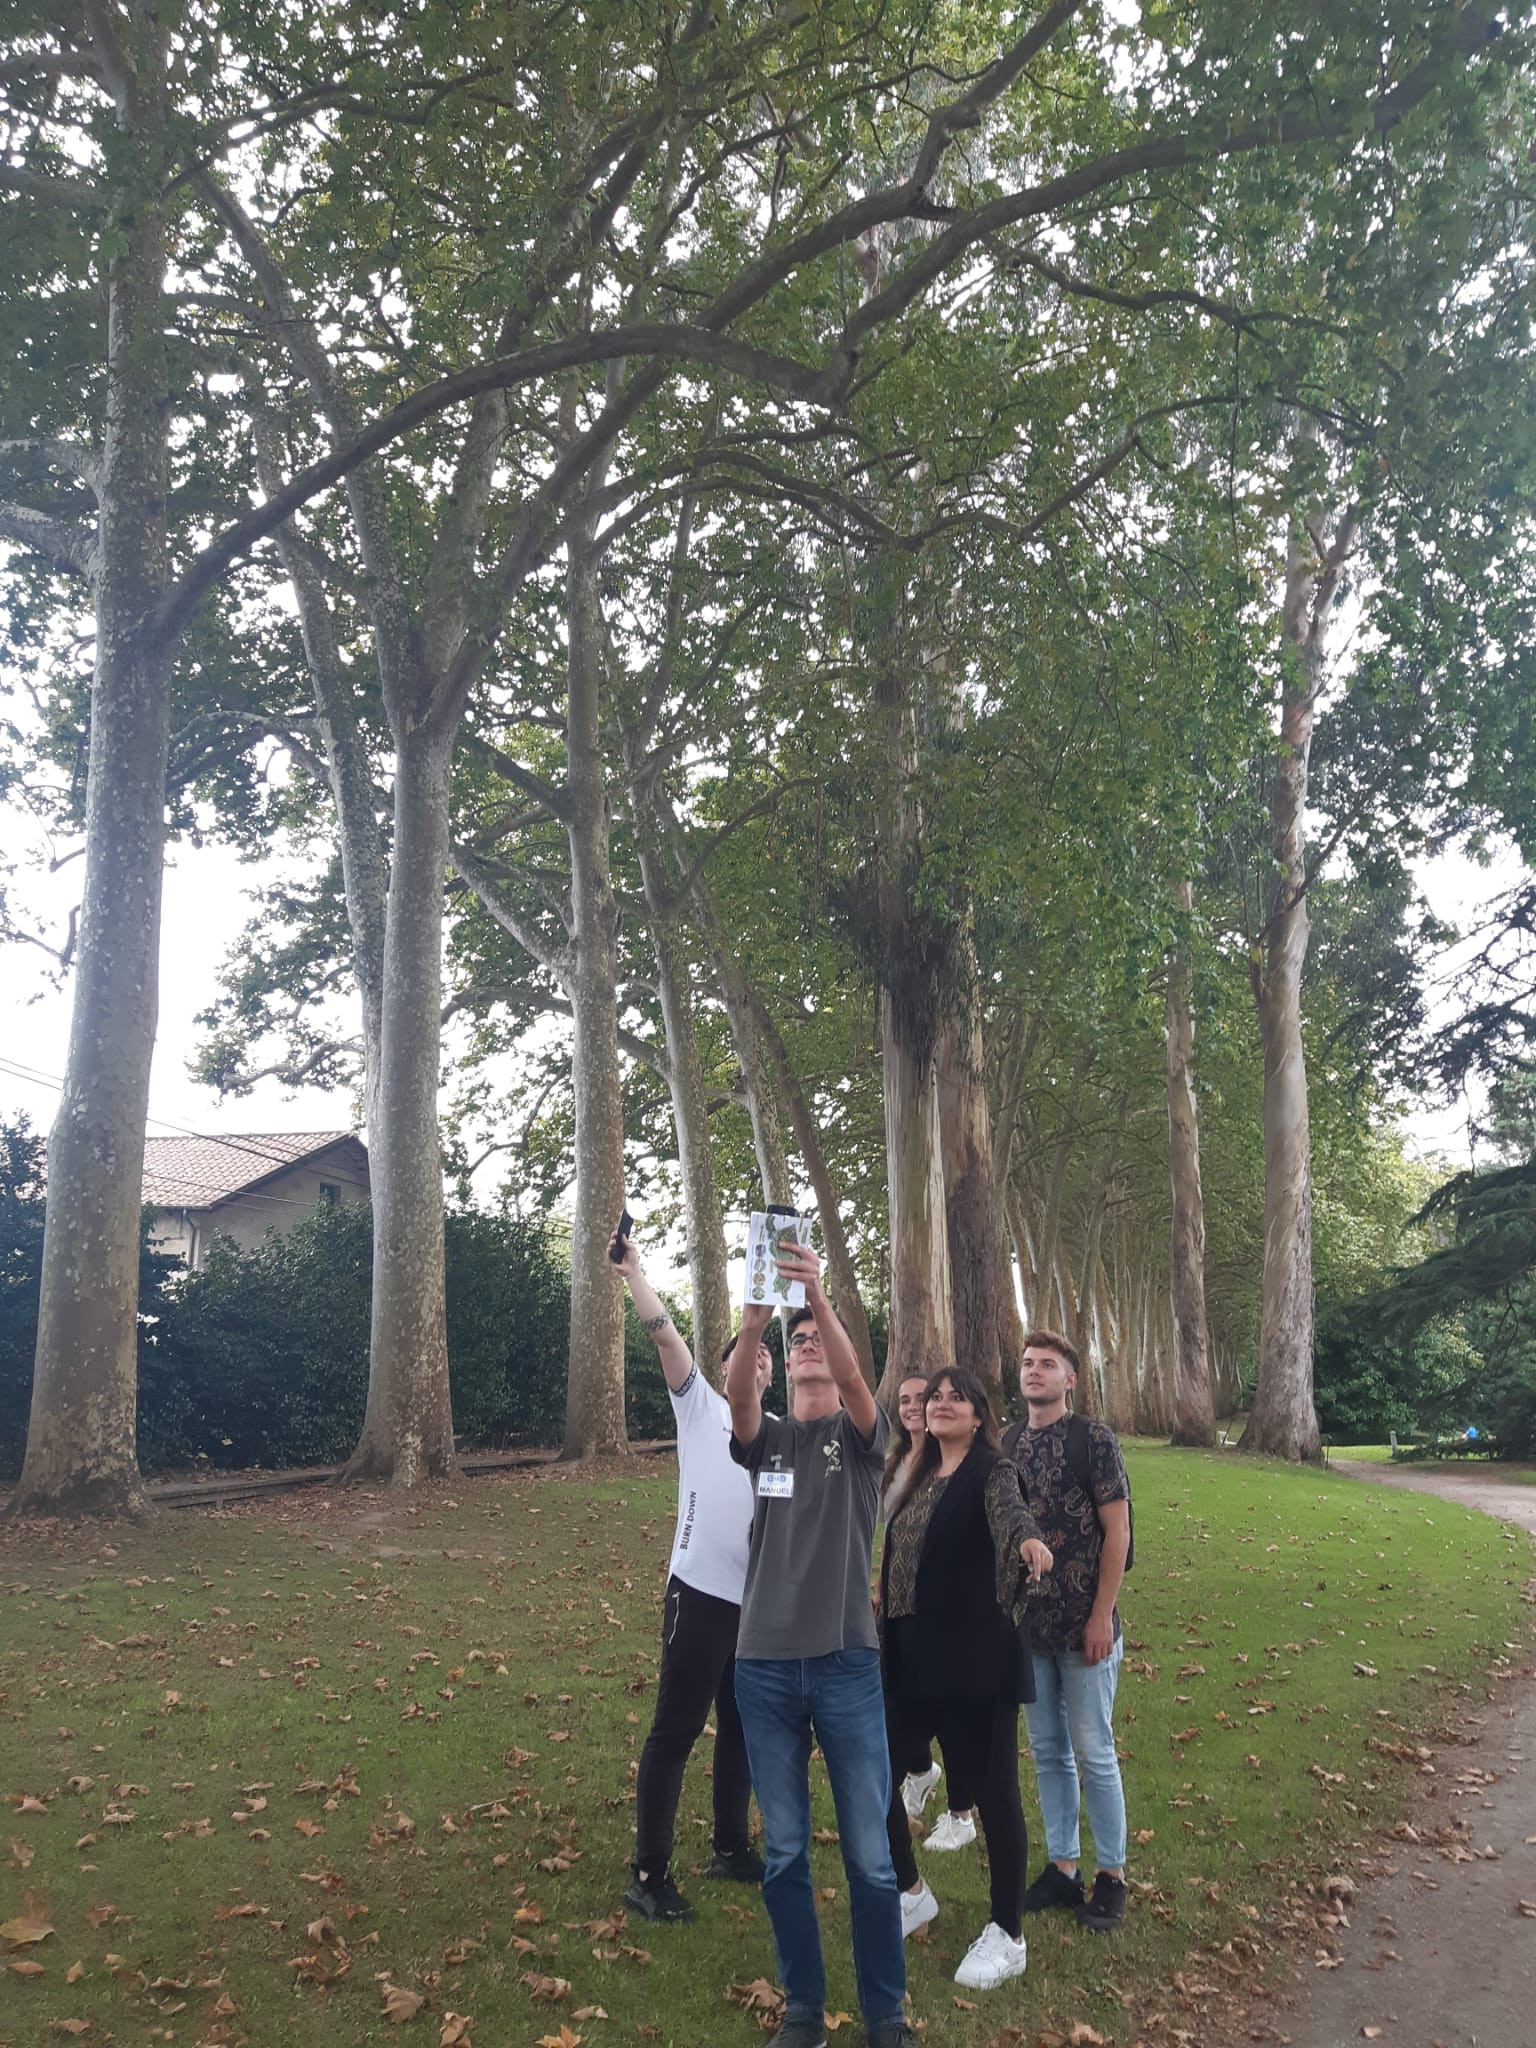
top-left (1, 1115), bottom-right (690, 1477)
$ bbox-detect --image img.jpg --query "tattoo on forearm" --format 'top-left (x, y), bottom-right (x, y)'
top-left (643, 1311), bottom-right (669, 1334)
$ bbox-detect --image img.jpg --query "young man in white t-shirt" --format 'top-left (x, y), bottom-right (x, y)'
top-left (611, 1228), bottom-right (773, 1923)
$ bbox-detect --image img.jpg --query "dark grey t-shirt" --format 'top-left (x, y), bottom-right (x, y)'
top-left (730, 1404), bottom-right (890, 1660)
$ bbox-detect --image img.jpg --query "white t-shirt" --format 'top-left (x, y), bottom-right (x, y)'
top-left (667, 1364), bottom-right (757, 1605)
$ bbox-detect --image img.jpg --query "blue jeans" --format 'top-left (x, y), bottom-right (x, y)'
top-left (734, 1649), bottom-right (904, 2029)
top-left (1023, 1637), bottom-right (1127, 1871)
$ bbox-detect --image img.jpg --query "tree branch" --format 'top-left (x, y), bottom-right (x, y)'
top-left (0, 437), bottom-right (102, 496)
top-left (449, 842), bottom-right (571, 981)
top-left (0, 163), bottom-right (109, 210)
top-left (0, 500), bottom-right (95, 579)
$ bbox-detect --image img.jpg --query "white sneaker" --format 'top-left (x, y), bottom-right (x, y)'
top-left (899, 1879), bottom-right (938, 1939)
top-left (924, 1810), bottom-right (977, 1852)
top-left (901, 1763), bottom-right (942, 1820)
top-left (954, 1921), bottom-right (1028, 1989)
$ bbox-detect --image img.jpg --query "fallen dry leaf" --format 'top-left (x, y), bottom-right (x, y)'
top-left (9, 1957), bottom-right (46, 1976)
top-left (536, 2029), bottom-right (582, 2048)
top-left (439, 2015), bottom-right (473, 2045)
top-left (66, 1961), bottom-right (85, 1984)
top-left (52, 2025), bottom-right (91, 2038)
top-left (824, 2019), bottom-right (854, 2035)
top-left (521, 1971), bottom-right (571, 2001)
top-left (571, 2009), bottom-right (607, 2023)
top-left (381, 1982), bottom-right (426, 2023)
top-left (1067, 2029), bottom-right (1109, 2047)
top-left (10, 1836), bottom-right (34, 1869)
top-left (1, 1911), bottom-right (55, 1948)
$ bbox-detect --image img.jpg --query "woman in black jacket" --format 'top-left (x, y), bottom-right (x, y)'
top-left (880, 1367), bottom-right (1053, 1992)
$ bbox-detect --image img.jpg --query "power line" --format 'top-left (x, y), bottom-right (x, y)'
top-left (0, 1055), bottom-right (372, 1205)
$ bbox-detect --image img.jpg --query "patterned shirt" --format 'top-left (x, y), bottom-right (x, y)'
top-left (883, 1460), bottom-right (1039, 1623)
top-left (1008, 1414), bottom-right (1128, 1653)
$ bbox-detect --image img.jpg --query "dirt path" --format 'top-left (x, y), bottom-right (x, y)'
top-left (1266, 1460), bottom-right (1536, 2048)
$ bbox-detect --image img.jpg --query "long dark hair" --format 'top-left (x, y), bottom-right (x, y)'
top-left (882, 1372), bottom-right (932, 1496)
top-left (907, 1367), bottom-right (1002, 1489)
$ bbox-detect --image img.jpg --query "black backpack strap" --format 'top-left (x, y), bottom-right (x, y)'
top-left (1001, 1416), bottom-right (1027, 1461)
top-left (1065, 1411), bottom-right (1095, 1498)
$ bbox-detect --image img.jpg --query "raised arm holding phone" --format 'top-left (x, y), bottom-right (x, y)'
top-left (610, 1222), bottom-right (771, 1924)
top-left (727, 1236), bottom-right (913, 2048)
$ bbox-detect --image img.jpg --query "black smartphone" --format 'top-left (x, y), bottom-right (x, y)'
top-left (609, 1208), bottom-right (633, 1262)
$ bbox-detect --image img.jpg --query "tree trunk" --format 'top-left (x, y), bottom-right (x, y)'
top-left (344, 726), bottom-right (458, 1483)
top-left (936, 942), bottom-right (1017, 1402)
top-left (9, 39), bottom-right (169, 1519)
top-left (561, 529), bottom-right (628, 1458)
top-left (253, 413), bottom-right (388, 1132)
top-left (879, 990), bottom-right (954, 1405)
top-left (1166, 880), bottom-right (1216, 1448)
top-left (718, 958), bottom-right (793, 1206)
top-left (744, 988), bottom-right (875, 1381)
top-left (1242, 493), bottom-right (1355, 1464)
top-left (632, 794), bottom-right (732, 1376)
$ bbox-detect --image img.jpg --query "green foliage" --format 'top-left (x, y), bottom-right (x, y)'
top-left (0, 1130), bottom-right (696, 1475)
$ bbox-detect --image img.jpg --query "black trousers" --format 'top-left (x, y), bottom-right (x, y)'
top-left (885, 1691), bottom-right (1029, 1937)
top-left (634, 1574), bottom-right (753, 1875)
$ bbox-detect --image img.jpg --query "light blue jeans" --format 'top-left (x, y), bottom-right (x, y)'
top-left (1023, 1636), bottom-right (1127, 1872)
top-left (734, 1648), bottom-right (904, 2031)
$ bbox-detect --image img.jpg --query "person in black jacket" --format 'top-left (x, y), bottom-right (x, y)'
top-left (878, 1368), bottom-right (1053, 1992)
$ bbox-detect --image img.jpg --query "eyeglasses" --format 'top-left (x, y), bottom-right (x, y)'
top-left (787, 1332), bottom-right (820, 1351)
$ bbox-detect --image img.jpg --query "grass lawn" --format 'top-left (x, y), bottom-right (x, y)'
top-left (1, 1447), bottom-right (1531, 2048)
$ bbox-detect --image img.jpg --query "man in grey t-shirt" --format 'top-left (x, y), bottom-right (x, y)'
top-left (728, 1246), bottom-right (911, 2048)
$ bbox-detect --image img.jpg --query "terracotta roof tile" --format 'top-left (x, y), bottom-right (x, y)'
top-left (141, 1132), bottom-right (358, 1209)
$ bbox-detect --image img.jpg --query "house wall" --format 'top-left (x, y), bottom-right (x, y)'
top-left (151, 1140), bottom-right (371, 1267)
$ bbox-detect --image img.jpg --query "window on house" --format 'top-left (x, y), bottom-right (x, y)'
top-left (319, 1182), bottom-right (341, 1206)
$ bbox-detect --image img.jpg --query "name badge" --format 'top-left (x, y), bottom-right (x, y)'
top-left (757, 1470), bottom-right (794, 1500)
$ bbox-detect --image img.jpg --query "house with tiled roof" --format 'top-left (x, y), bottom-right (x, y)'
top-left (142, 1131), bottom-right (370, 1269)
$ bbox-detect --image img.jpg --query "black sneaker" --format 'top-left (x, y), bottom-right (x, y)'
top-left (1020, 1862), bottom-right (1086, 1914)
top-left (706, 1844), bottom-right (766, 1883)
top-left (768, 2013), bottom-right (827, 2048)
top-left (866, 2025), bottom-right (920, 2048)
top-left (623, 1866), bottom-right (695, 1923)
top-left (1077, 1870), bottom-right (1127, 1933)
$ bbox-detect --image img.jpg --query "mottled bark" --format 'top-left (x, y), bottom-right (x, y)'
top-left (1242, 494), bottom-right (1355, 1465)
top-left (746, 991), bottom-right (875, 1382)
top-left (717, 957), bottom-right (793, 1206)
top-left (252, 417), bottom-right (388, 1133)
top-left (632, 790), bottom-right (732, 1377)
top-left (10, 16), bottom-right (169, 1517)
top-left (561, 528), bottom-right (628, 1458)
top-left (879, 991), bottom-right (954, 1405)
top-left (343, 727), bottom-right (458, 1483)
top-left (1165, 880), bottom-right (1215, 1448)
top-left (936, 953), bottom-right (1017, 1402)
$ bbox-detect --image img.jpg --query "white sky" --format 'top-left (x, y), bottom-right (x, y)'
top-left (1, 813), bottom-right (1525, 1178)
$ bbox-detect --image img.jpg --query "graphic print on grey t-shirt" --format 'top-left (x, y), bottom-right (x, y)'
top-left (730, 1405), bottom-right (889, 1661)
